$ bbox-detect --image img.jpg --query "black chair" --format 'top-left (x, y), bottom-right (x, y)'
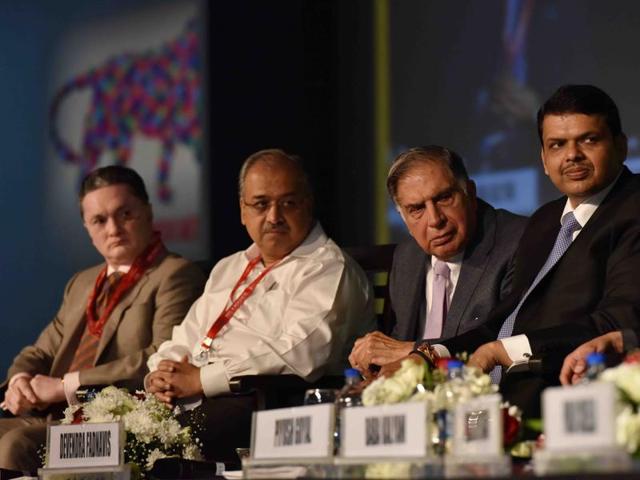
top-left (228, 244), bottom-right (397, 410)
top-left (343, 243), bottom-right (396, 335)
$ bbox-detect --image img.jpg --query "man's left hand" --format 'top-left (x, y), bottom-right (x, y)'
top-left (155, 356), bottom-right (203, 399)
top-left (469, 341), bottom-right (512, 372)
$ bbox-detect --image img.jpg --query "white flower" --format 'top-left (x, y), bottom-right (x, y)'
top-left (183, 443), bottom-right (204, 461)
top-left (61, 404), bottom-right (82, 425)
top-left (616, 406), bottom-right (640, 454)
top-left (362, 359), bottom-right (427, 406)
top-left (145, 448), bottom-right (169, 470)
top-left (602, 363), bottom-right (640, 404)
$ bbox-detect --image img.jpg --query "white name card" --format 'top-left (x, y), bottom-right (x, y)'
top-left (340, 402), bottom-right (429, 458)
top-left (453, 394), bottom-right (503, 456)
top-left (543, 382), bottom-right (617, 452)
top-left (252, 404), bottom-right (334, 460)
top-left (47, 422), bottom-right (123, 469)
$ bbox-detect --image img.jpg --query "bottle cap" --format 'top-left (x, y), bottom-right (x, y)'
top-left (447, 359), bottom-right (464, 370)
top-left (586, 352), bottom-right (605, 366)
top-left (344, 368), bottom-right (361, 378)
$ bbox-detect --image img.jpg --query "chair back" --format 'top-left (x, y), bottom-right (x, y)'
top-left (343, 243), bottom-right (396, 335)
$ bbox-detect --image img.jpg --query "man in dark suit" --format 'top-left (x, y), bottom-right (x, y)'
top-left (419, 85), bottom-right (640, 417)
top-left (0, 166), bottom-right (205, 472)
top-left (348, 146), bottom-right (526, 375)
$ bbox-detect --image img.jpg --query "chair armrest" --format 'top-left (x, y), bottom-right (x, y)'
top-left (229, 374), bottom-right (342, 393)
top-left (228, 374), bottom-right (344, 410)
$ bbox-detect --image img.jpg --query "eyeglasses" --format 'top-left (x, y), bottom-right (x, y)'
top-left (242, 197), bottom-right (305, 215)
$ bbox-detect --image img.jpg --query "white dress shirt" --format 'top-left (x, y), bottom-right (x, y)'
top-left (146, 223), bottom-right (374, 398)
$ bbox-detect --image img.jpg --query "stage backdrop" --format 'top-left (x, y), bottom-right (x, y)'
top-left (44, 0), bottom-right (207, 266)
top-left (380, 0), bottom-right (640, 241)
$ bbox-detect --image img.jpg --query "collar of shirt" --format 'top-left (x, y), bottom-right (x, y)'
top-left (107, 264), bottom-right (131, 275)
top-left (430, 252), bottom-right (463, 287)
top-left (426, 251), bottom-right (464, 307)
top-left (560, 169), bottom-right (622, 235)
top-left (243, 221), bottom-right (326, 265)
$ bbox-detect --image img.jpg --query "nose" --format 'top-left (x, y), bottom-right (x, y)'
top-left (265, 201), bottom-right (284, 224)
top-left (426, 202), bottom-right (446, 229)
top-left (105, 216), bottom-right (123, 235)
top-left (566, 141), bottom-right (585, 162)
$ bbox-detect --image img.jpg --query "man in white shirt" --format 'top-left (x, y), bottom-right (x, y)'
top-left (414, 85), bottom-right (640, 418)
top-left (146, 149), bottom-right (373, 463)
top-left (348, 146), bottom-right (526, 377)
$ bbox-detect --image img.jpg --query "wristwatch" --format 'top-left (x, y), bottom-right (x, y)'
top-left (410, 342), bottom-right (438, 368)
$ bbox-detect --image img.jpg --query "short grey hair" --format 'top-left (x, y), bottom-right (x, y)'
top-left (387, 145), bottom-right (470, 203)
top-left (238, 148), bottom-right (313, 199)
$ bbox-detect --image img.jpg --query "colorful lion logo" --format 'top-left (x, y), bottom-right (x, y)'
top-left (49, 20), bottom-right (202, 202)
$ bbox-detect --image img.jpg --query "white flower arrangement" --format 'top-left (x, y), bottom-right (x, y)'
top-left (362, 358), bottom-right (497, 407)
top-left (598, 353), bottom-right (640, 456)
top-left (61, 386), bottom-right (202, 478)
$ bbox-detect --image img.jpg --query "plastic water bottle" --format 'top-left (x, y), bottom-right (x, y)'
top-left (434, 359), bottom-right (464, 455)
top-left (584, 351), bottom-right (606, 382)
top-left (334, 368), bottom-right (363, 454)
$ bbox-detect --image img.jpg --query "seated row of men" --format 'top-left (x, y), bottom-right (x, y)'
top-left (2, 83), bottom-right (640, 472)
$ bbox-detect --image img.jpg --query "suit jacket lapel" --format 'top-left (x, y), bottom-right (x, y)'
top-left (50, 267), bottom-right (102, 377)
top-left (443, 201), bottom-right (495, 338)
top-left (400, 248), bottom-right (428, 340)
top-left (94, 265), bottom-right (154, 362)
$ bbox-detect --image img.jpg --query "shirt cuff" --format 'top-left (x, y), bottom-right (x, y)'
top-left (143, 372), bottom-right (153, 392)
top-left (8, 372), bottom-right (32, 387)
top-left (63, 372), bottom-right (81, 405)
top-left (200, 362), bottom-right (230, 398)
top-left (499, 334), bottom-right (532, 363)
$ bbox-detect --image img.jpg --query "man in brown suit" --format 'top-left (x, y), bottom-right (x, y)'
top-left (0, 166), bottom-right (205, 472)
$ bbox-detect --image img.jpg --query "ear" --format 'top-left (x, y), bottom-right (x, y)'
top-left (240, 199), bottom-right (247, 226)
top-left (540, 147), bottom-right (550, 176)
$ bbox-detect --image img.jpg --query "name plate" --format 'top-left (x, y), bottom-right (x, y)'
top-left (47, 422), bottom-right (123, 469)
top-left (543, 382), bottom-right (617, 452)
top-left (453, 394), bottom-right (503, 456)
top-left (340, 402), bottom-right (429, 458)
top-left (252, 404), bottom-right (334, 460)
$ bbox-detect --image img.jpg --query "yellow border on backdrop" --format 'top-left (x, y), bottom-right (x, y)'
top-left (373, 0), bottom-right (391, 244)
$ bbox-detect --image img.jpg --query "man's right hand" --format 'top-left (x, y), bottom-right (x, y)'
top-left (2, 375), bottom-right (44, 415)
top-left (560, 331), bottom-right (624, 385)
top-left (348, 331), bottom-right (413, 378)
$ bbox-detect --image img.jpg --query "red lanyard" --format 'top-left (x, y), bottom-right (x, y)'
top-left (200, 256), bottom-right (279, 350)
top-left (86, 233), bottom-right (167, 337)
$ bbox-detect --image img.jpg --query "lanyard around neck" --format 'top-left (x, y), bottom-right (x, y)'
top-left (200, 256), bottom-right (280, 350)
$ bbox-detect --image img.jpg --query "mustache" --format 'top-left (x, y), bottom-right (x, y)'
top-left (263, 223), bottom-right (289, 233)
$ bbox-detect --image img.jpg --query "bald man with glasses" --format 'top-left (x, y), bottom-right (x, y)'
top-left (146, 148), bottom-right (374, 464)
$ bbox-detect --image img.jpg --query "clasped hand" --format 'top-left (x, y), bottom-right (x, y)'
top-left (348, 331), bottom-right (414, 379)
top-left (2, 374), bottom-right (65, 415)
top-left (147, 355), bottom-right (203, 406)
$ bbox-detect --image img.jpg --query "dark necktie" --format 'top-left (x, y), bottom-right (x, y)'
top-left (69, 272), bottom-right (123, 372)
